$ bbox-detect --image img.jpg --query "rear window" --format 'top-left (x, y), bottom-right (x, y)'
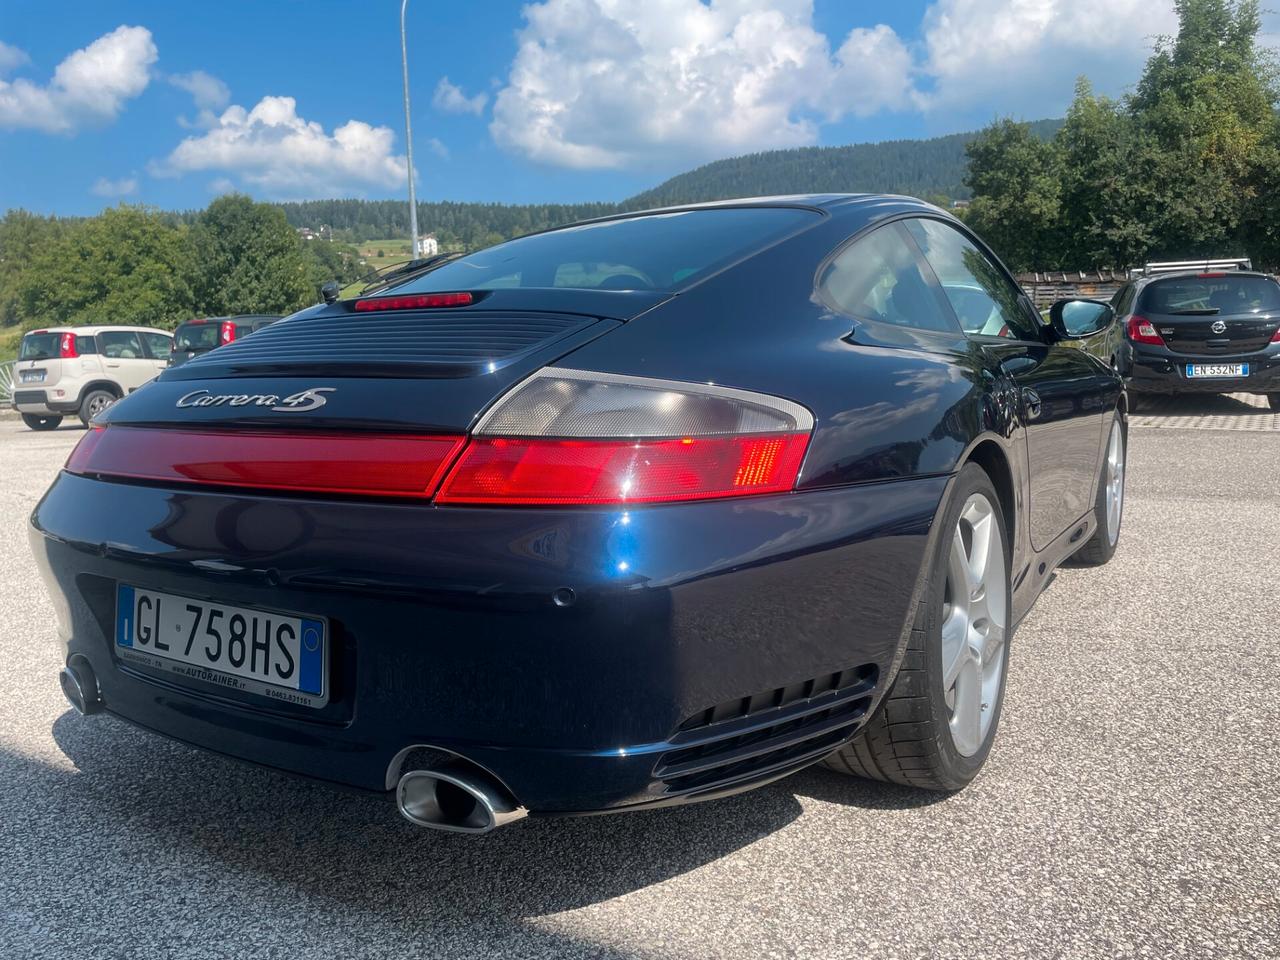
top-left (1138, 276), bottom-right (1280, 315)
top-left (386, 208), bottom-right (819, 295)
top-left (173, 322), bottom-right (220, 351)
top-left (19, 333), bottom-right (59, 360)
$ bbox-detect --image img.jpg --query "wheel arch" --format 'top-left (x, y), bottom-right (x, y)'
top-left (77, 380), bottom-right (124, 404)
top-left (963, 437), bottom-right (1016, 552)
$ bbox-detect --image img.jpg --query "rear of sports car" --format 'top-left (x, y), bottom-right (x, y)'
top-left (29, 208), bottom-right (947, 831)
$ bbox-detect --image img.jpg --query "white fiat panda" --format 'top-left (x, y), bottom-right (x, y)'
top-left (11, 326), bottom-right (172, 430)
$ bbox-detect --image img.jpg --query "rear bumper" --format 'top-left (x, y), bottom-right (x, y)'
top-left (29, 471), bottom-right (948, 814)
top-left (13, 388), bottom-right (80, 415)
top-left (1125, 344), bottom-right (1280, 394)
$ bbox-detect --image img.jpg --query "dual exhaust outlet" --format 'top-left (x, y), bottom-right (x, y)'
top-left (60, 661), bottom-right (525, 835)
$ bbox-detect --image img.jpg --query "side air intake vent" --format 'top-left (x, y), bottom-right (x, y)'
top-left (655, 664), bottom-right (878, 794)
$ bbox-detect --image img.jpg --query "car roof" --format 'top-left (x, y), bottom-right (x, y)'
top-left (526, 193), bottom-right (949, 242)
top-left (22, 325), bottom-right (170, 336)
top-left (176, 315), bottom-right (281, 324)
top-left (1135, 269), bottom-right (1276, 287)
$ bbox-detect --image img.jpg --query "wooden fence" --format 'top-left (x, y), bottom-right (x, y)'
top-left (1014, 270), bottom-right (1129, 309)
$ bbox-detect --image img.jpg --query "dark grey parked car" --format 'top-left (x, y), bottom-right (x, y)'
top-left (1109, 269), bottom-right (1280, 408)
top-left (168, 315), bottom-right (281, 368)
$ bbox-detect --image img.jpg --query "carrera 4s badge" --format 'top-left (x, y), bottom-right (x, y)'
top-left (176, 387), bottom-right (335, 412)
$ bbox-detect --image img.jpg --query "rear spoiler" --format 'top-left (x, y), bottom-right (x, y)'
top-left (1130, 258), bottom-right (1252, 279)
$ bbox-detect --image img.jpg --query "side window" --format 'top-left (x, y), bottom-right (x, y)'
top-left (98, 331), bottom-right (144, 359)
top-left (75, 336), bottom-right (97, 355)
top-left (818, 223), bottom-right (955, 333)
top-left (141, 331), bottom-right (172, 358)
top-left (1116, 284), bottom-right (1137, 316)
top-left (904, 218), bottom-right (1040, 341)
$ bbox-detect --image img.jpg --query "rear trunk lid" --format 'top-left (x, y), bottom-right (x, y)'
top-left (101, 289), bottom-right (667, 434)
top-left (1137, 274), bottom-right (1280, 356)
top-left (17, 331), bottom-right (67, 388)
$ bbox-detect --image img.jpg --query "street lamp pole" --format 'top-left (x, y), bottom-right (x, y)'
top-left (400, 0), bottom-right (420, 258)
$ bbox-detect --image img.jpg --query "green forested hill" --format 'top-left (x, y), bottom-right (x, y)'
top-left (272, 119), bottom-right (1061, 246)
top-left (621, 120), bottom-right (1061, 210)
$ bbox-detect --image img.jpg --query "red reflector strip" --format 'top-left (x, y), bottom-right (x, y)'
top-left (66, 426), bottom-right (466, 499)
top-left (436, 433), bottom-right (810, 505)
top-left (354, 292), bottom-right (474, 312)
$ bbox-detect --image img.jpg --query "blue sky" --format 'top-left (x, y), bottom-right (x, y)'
top-left (0, 0), bottom-right (1204, 215)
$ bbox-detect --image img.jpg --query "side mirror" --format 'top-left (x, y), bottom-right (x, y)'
top-left (320, 280), bottom-right (340, 305)
top-left (1049, 298), bottom-right (1114, 340)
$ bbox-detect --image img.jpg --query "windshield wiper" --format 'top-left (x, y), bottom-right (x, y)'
top-left (1168, 308), bottom-right (1219, 315)
top-left (351, 253), bottom-right (463, 297)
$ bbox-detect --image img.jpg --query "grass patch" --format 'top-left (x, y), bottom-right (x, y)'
top-left (0, 327), bottom-right (22, 364)
top-left (356, 238), bottom-right (415, 273)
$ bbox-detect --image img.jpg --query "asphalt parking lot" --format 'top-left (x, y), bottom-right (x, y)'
top-left (1, 399), bottom-right (1276, 960)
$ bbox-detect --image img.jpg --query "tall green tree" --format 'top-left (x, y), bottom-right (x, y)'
top-left (1056, 79), bottom-right (1157, 267)
top-left (190, 194), bottom-right (313, 316)
top-left (967, 0), bottom-right (1280, 270)
top-left (0, 210), bottom-right (69, 326)
top-left (17, 206), bottom-right (193, 329)
top-left (964, 120), bottom-right (1062, 270)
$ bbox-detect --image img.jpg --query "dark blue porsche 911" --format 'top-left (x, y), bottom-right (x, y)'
top-left (31, 195), bottom-right (1126, 833)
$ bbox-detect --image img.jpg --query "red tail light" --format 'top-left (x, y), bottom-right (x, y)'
top-left (354, 292), bottom-right (474, 312)
top-left (1272, 326), bottom-right (1280, 343)
top-left (59, 332), bottom-right (78, 359)
top-left (66, 426), bottom-right (466, 499)
top-left (1126, 315), bottom-right (1165, 346)
top-left (437, 434), bottom-right (810, 505)
top-left (219, 320), bottom-right (237, 345)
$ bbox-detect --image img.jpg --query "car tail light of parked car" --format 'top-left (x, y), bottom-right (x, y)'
top-left (219, 320), bottom-right (237, 345)
top-left (59, 332), bottom-right (78, 358)
top-left (1126, 315), bottom-right (1166, 346)
top-left (437, 368), bottom-right (813, 505)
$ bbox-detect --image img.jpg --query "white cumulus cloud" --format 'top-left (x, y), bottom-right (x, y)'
top-left (917, 0), bottom-right (1180, 111)
top-left (491, 0), bottom-right (881, 169)
top-left (0, 40), bottom-right (31, 77)
top-left (0, 25), bottom-right (157, 133)
top-left (91, 175), bottom-right (138, 197)
top-left (169, 69), bottom-right (230, 111)
top-left (433, 76), bottom-right (487, 115)
top-left (156, 95), bottom-right (408, 197)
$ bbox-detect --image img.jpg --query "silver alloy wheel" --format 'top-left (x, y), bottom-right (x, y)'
top-left (940, 493), bottom-right (1008, 757)
top-left (86, 393), bottom-right (114, 419)
top-left (1104, 420), bottom-right (1125, 546)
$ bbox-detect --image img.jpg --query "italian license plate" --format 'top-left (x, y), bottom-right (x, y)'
top-left (1186, 363), bottom-right (1248, 378)
top-left (20, 370), bottom-right (45, 383)
top-left (114, 584), bottom-right (327, 707)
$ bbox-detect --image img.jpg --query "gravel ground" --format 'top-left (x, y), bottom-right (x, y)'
top-left (0, 406), bottom-right (1276, 960)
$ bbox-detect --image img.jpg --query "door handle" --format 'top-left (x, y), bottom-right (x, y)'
top-left (1023, 388), bottom-right (1043, 421)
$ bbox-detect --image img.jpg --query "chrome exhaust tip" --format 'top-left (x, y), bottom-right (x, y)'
top-left (395, 766), bottom-right (528, 834)
top-left (59, 659), bottom-right (102, 716)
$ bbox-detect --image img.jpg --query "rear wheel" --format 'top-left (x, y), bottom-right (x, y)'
top-left (1072, 413), bottom-right (1125, 567)
top-left (825, 463), bottom-right (1011, 791)
top-left (78, 388), bottom-right (116, 426)
top-left (21, 413), bottom-right (63, 431)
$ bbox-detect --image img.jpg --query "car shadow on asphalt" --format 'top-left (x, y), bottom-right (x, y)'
top-left (41, 709), bottom-right (941, 924)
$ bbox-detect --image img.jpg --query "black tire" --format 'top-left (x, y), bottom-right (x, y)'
top-left (1072, 411), bottom-right (1126, 567)
top-left (78, 388), bottom-right (116, 426)
top-left (824, 463), bottom-right (1012, 791)
top-left (21, 413), bottom-right (63, 431)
